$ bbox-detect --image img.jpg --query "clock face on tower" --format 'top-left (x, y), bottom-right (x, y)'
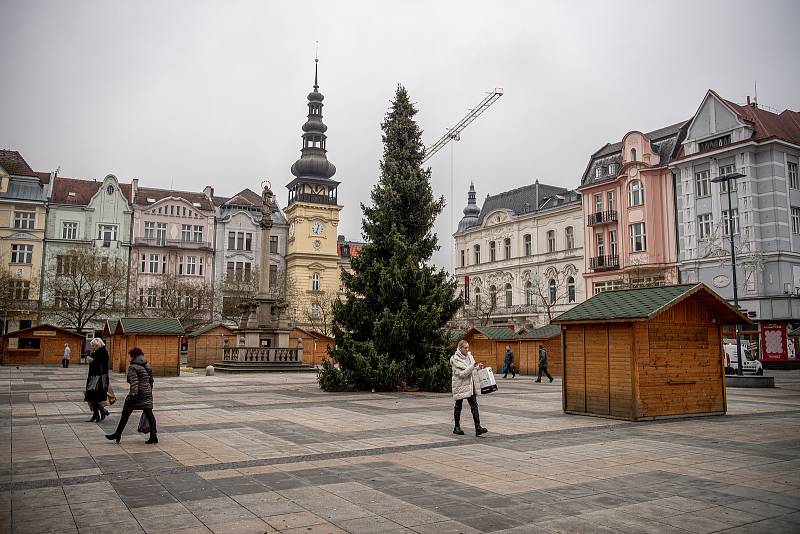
top-left (311, 222), bottom-right (324, 235)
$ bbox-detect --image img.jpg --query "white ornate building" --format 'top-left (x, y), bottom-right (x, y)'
top-left (453, 181), bottom-right (584, 328)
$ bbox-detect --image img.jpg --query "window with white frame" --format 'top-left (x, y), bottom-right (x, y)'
top-left (12, 281), bottom-right (30, 300)
top-left (148, 254), bottom-right (159, 273)
top-left (156, 223), bottom-right (167, 245)
top-left (594, 280), bottom-right (622, 294)
top-left (609, 230), bottom-right (617, 256)
top-left (11, 244), bottom-right (33, 264)
top-left (62, 222), bottom-right (78, 240)
top-left (56, 255), bottom-right (77, 275)
top-left (311, 272), bottom-right (320, 291)
top-left (474, 244), bottom-right (480, 264)
top-left (722, 209), bottom-right (740, 236)
top-left (14, 211), bottom-right (35, 229)
top-left (792, 207), bottom-right (800, 234)
top-left (525, 282), bottom-right (533, 305)
top-left (505, 283), bottom-right (512, 307)
top-left (695, 170), bottom-right (710, 197)
top-left (186, 256), bottom-right (197, 275)
top-left (144, 221), bottom-right (155, 239)
top-left (594, 193), bottom-right (603, 213)
top-left (607, 190), bottom-right (615, 211)
top-left (147, 287), bottom-right (158, 308)
top-left (311, 303), bottom-right (320, 319)
top-left (489, 241), bottom-right (496, 262)
top-left (719, 164), bottom-right (738, 192)
top-left (270, 235), bottom-right (278, 254)
top-left (547, 230), bottom-right (556, 252)
top-left (523, 234), bottom-right (531, 256)
top-left (548, 279), bottom-right (557, 304)
top-left (193, 225), bottom-right (203, 242)
top-left (596, 233), bottom-right (604, 256)
top-left (628, 179), bottom-right (644, 206)
top-left (98, 224), bottom-right (116, 245)
top-left (565, 226), bottom-right (574, 249)
top-left (630, 223), bottom-right (646, 252)
top-left (181, 224), bottom-right (192, 242)
top-left (697, 214), bottom-right (712, 239)
top-left (789, 162), bottom-right (799, 190)
top-left (504, 238), bottom-right (511, 259)
top-left (474, 287), bottom-right (481, 308)
top-left (567, 276), bottom-right (576, 303)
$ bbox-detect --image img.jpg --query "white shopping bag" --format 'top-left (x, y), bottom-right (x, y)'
top-left (478, 367), bottom-right (498, 394)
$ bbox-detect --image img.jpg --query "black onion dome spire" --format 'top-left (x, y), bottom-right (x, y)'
top-left (290, 59), bottom-right (337, 180)
top-left (458, 182), bottom-right (481, 231)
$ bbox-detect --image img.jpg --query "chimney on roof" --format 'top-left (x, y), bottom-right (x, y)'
top-left (203, 185), bottom-right (214, 199)
top-left (747, 96), bottom-right (751, 105)
top-left (131, 178), bottom-right (138, 197)
top-left (535, 179), bottom-right (539, 211)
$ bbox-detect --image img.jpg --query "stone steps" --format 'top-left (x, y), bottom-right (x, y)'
top-left (212, 361), bottom-right (317, 374)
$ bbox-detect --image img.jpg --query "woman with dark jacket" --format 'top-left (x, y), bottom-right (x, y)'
top-left (84, 338), bottom-right (110, 422)
top-left (106, 347), bottom-right (158, 444)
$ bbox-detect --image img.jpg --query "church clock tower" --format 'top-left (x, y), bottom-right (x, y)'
top-left (284, 59), bottom-right (343, 325)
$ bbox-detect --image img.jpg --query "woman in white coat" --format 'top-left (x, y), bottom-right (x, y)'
top-left (450, 339), bottom-right (488, 437)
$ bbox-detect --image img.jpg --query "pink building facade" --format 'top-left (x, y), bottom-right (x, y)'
top-left (580, 123), bottom-right (687, 297)
top-left (129, 183), bottom-right (216, 313)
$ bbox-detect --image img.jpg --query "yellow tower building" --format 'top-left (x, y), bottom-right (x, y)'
top-left (284, 61), bottom-right (343, 327)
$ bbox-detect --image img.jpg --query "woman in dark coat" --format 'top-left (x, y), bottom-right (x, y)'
top-left (106, 347), bottom-right (158, 444)
top-left (84, 338), bottom-right (110, 422)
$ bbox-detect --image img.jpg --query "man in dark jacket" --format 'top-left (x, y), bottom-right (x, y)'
top-left (502, 345), bottom-right (516, 378)
top-left (536, 344), bottom-right (553, 383)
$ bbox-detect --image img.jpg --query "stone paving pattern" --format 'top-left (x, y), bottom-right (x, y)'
top-left (1, 366), bottom-right (799, 533)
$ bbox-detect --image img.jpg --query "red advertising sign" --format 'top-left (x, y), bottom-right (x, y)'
top-left (761, 323), bottom-right (787, 361)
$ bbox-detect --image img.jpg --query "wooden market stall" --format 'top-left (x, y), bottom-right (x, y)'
top-left (290, 327), bottom-right (335, 366)
top-left (518, 324), bottom-right (562, 376)
top-left (1, 325), bottom-right (85, 366)
top-left (104, 318), bottom-right (184, 377)
top-left (185, 323), bottom-right (235, 368)
top-left (553, 283), bottom-right (750, 421)
top-left (461, 326), bottom-right (520, 372)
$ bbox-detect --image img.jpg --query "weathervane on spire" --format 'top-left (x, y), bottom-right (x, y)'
top-left (314, 41), bottom-right (319, 89)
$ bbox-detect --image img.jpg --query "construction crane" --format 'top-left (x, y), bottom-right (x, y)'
top-left (423, 88), bottom-right (503, 271)
top-left (422, 88), bottom-right (504, 163)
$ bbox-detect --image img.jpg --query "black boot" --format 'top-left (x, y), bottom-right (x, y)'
top-left (87, 404), bottom-right (100, 422)
top-left (470, 402), bottom-right (486, 436)
top-left (476, 426), bottom-right (488, 436)
top-left (146, 433), bottom-right (158, 444)
top-left (105, 433), bottom-right (121, 443)
top-left (453, 404), bottom-right (464, 435)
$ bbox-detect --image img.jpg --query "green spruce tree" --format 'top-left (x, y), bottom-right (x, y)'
top-left (318, 85), bottom-right (462, 392)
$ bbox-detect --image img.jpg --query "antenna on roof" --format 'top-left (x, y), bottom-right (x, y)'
top-left (754, 80), bottom-right (758, 108)
top-left (54, 166), bottom-right (60, 178)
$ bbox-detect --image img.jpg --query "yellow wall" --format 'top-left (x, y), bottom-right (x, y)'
top-left (284, 200), bottom-right (342, 326)
top-left (0, 199), bottom-right (46, 328)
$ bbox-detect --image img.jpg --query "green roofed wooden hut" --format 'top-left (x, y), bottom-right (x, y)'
top-left (461, 326), bottom-right (520, 372)
top-left (104, 318), bottom-right (184, 376)
top-left (552, 283), bottom-right (750, 421)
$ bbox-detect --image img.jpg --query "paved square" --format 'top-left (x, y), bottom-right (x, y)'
top-left (1, 366), bottom-right (799, 533)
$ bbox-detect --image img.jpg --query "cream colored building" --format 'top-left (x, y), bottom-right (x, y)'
top-left (283, 64), bottom-right (343, 327)
top-left (0, 151), bottom-right (51, 334)
top-left (453, 181), bottom-right (584, 329)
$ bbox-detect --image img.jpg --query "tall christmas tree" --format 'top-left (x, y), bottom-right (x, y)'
top-left (319, 85), bottom-right (462, 392)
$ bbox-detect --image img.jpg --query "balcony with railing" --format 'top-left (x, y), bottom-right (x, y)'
top-left (134, 237), bottom-right (213, 250)
top-left (587, 210), bottom-right (618, 226)
top-left (590, 255), bottom-right (619, 271)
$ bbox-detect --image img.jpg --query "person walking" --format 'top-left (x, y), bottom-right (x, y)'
top-left (450, 340), bottom-right (488, 437)
top-left (84, 338), bottom-right (110, 422)
top-left (106, 347), bottom-right (158, 444)
top-left (502, 345), bottom-right (516, 379)
top-left (62, 343), bottom-right (71, 368)
top-left (536, 344), bottom-right (553, 383)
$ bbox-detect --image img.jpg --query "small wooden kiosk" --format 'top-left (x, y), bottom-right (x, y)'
top-left (519, 324), bottom-right (562, 376)
top-left (186, 323), bottom-right (235, 368)
top-left (1, 325), bottom-right (85, 366)
top-left (289, 327), bottom-right (335, 366)
top-left (104, 318), bottom-right (184, 377)
top-left (553, 283), bottom-right (749, 421)
top-left (461, 326), bottom-right (520, 371)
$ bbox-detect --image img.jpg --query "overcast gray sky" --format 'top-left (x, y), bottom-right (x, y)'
top-left (2, 0), bottom-right (798, 271)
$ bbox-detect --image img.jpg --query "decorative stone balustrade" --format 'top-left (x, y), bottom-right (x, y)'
top-left (222, 347), bottom-right (302, 363)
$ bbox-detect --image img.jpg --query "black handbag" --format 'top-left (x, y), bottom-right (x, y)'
top-left (137, 413), bottom-right (150, 434)
top-left (86, 375), bottom-right (101, 393)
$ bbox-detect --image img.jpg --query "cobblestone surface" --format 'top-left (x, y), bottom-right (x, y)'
top-left (1, 366), bottom-right (799, 533)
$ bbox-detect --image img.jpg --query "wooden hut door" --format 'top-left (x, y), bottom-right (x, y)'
top-left (584, 325), bottom-right (610, 416)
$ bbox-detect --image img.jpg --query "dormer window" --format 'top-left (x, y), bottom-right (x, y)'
top-left (608, 163), bottom-right (617, 175)
top-left (595, 167), bottom-right (602, 178)
top-left (68, 192), bottom-right (76, 197)
top-left (147, 198), bottom-right (156, 203)
top-left (699, 135), bottom-right (731, 152)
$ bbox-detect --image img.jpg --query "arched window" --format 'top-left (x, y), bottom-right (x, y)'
top-left (505, 283), bottom-right (512, 307)
top-left (630, 148), bottom-right (637, 161)
top-left (489, 285), bottom-right (497, 307)
top-left (628, 179), bottom-right (644, 206)
top-left (567, 277), bottom-right (576, 303)
top-left (311, 272), bottom-right (320, 291)
top-left (474, 287), bottom-right (481, 308)
top-left (549, 278), bottom-right (557, 304)
top-left (525, 281), bottom-right (533, 305)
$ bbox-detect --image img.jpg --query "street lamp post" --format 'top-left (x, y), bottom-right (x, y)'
top-left (711, 171), bottom-right (746, 376)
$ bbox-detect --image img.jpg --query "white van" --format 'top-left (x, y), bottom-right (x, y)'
top-left (723, 344), bottom-right (763, 375)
